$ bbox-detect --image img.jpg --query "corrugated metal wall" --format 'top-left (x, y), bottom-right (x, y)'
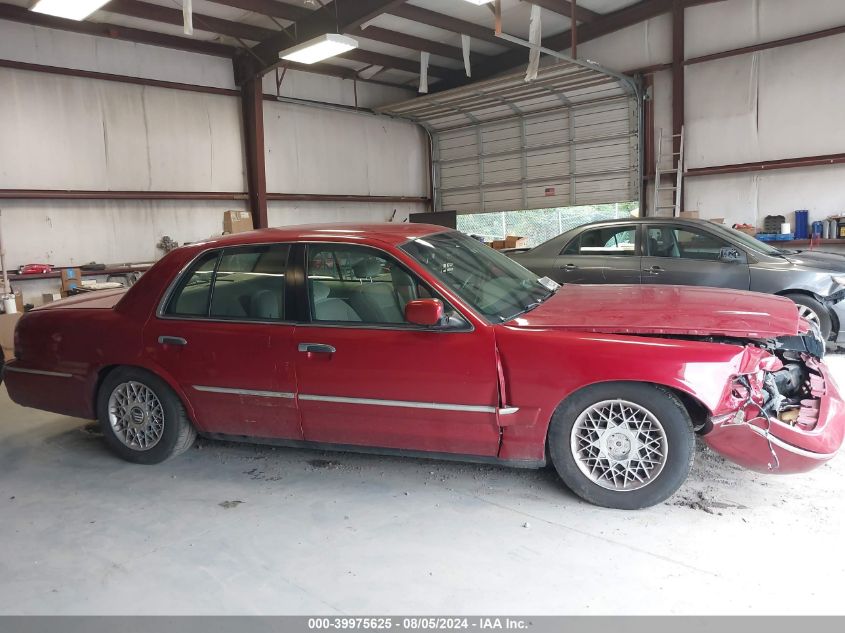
top-left (576, 0), bottom-right (845, 226)
top-left (0, 24), bottom-right (425, 275)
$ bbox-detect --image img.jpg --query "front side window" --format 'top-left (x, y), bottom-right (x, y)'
top-left (565, 226), bottom-right (637, 257)
top-left (647, 226), bottom-right (738, 261)
top-left (402, 231), bottom-right (556, 323)
top-left (165, 244), bottom-right (289, 321)
top-left (306, 244), bottom-right (462, 327)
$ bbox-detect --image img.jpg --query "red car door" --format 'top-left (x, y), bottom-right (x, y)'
top-left (292, 243), bottom-right (501, 456)
top-left (144, 244), bottom-right (302, 440)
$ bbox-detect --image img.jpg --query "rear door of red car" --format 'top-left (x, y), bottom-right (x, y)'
top-left (290, 242), bottom-right (501, 457)
top-left (144, 243), bottom-right (302, 440)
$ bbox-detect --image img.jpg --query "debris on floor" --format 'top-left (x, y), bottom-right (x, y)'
top-left (218, 500), bottom-right (244, 509)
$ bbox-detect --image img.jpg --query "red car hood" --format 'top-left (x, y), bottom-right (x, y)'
top-left (510, 284), bottom-right (804, 339)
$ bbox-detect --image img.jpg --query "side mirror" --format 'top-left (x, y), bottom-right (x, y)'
top-left (719, 246), bottom-right (744, 263)
top-left (404, 299), bottom-right (444, 327)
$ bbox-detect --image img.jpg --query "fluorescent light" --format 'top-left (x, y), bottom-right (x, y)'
top-left (463, 0), bottom-right (495, 5)
top-left (280, 33), bottom-right (358, 65)
top-left (31, 0), bottom-right (109, 21)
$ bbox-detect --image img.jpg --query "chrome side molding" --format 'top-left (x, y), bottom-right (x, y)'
top-left (193, 385), bottom-right (295, 399)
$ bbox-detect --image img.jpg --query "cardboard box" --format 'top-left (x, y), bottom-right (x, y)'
top-left (489, 240), bottom-right (506, 250)
top-left (61, 268), bottom-right (82, 293)
top-left (0, 312), bottom-right (20, 361)
top-left (735, 227), bottom-right (757, 236)
top-left (504, 235), bottom-right (527, 248)
top-left (224, 210), bottom-right (254, 234)
top-left (708, 217), bottom-right (726, 224)
top-left (679, 210), bottom-right (700, 219)
top-left (42, 292), bottom-right (62, 304)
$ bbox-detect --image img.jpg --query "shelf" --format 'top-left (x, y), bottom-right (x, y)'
top-left (764, 239), bottom-right (845, 246)
top-left (6, 264), bottom-right (153, 282)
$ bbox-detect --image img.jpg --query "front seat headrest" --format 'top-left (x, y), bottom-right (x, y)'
top-left (250, 290), bottom-right (279, 319)
top-left (352, 257), bottom-right (383, 278)
top-left (312, 280), bottom-right (331, 301)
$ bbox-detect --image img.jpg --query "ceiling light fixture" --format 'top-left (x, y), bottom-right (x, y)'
top-left (279, 33), bottom-right (359, 65)
top-left (30, 0), bottom-right (110, 21)
top-left (463, 0), bottom-right (495, 5)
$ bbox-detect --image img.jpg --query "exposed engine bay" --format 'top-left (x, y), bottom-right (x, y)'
top-left (644, 327), bottom-right (833, 473)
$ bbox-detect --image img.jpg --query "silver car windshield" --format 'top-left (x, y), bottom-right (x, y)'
top-left (402, 231), bottom-right (557, 322)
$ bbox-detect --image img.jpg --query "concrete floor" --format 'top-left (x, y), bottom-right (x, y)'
top-left (2, 360), bottom-right (845, 616)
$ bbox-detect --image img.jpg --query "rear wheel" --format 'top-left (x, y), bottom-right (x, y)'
top-left (548, 382), bottom-right (694, 510)
top-left (785, 293), bottom-right (831, 340)
top-left (97, 367), bottom-right (196, 464)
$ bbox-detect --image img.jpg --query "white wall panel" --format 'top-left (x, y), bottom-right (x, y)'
top-left (574, 15), bottom-right (672, 71)
top-left (685, 164), bottom-right (845, 227)
top-left (0, 20), bottom-right (236, 90)
top-left (268, 202), bottom-right (424, 228)
top-left (0, 67), bottom-right (245, 191)
top-left (0, 199), bottom-right (245, 270)
top-left (261, 70), bottom-right (414, 109)
top-left (687, 0), bottom-right (845, 59)
top-left (685, 34), bottom-right (845, 169)
top-left (263, 101), bottom-right (427, 197)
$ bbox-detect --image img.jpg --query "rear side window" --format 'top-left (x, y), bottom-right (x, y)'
top-left (165, 244), bottom-right (289, 321)
top-left (165, 251), bottom-right (218, 316)
top-left (563, 226), bottom-right (637, 257)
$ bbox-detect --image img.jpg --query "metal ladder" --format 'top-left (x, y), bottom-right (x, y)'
top-left (652, 127), bottom-right (684, 217)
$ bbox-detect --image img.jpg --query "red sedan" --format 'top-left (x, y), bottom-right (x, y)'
top-left (4, 224), bottom-right (843, 509)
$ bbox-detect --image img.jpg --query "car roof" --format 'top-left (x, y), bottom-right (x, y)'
top-left (193, 222), bottom-right (450, 249)
top-left (572, 217), bottom-right (724, 230)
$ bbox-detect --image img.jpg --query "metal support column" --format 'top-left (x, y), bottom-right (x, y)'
top-left (242, 75), bottom-right (268, 229)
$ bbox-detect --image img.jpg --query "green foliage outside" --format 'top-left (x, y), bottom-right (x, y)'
top-left (457, 202), bottom-right (640, 247)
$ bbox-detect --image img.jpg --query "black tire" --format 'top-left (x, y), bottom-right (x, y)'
top-left (784, 293), bottom-right (831, 340)
top-left (97, 366), bottom-right (196, 464)
top-left (547, 382), bottom-right (694, 510)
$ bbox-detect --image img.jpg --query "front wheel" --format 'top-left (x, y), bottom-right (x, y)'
top-left (97, 367), bottom-right (196, 464)
top-left (784, 293), bottom-right (831, 340)
top-left (547, 382), bottom-right (694, 510)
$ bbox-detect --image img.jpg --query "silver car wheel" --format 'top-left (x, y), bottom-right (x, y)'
top-left (108, 381), bottom-right (165, 451)
top-left (796, 304), bottom-right (821, 328)
top-left (570, 399), bottom-right (668, 492)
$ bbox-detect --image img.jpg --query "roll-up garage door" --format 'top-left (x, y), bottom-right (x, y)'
top-left (377, 61), bottom-right (641, 215)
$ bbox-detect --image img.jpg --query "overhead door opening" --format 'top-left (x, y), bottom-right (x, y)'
top-left (378, 59), bottom-right (642, 245)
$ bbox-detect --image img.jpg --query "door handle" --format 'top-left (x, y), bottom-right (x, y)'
top-left (298, 343), bottom-right (336, 354)
top-left (561, 263), bottom-right (577, 270)
top-left (643, 266), bottom-right (663, 275)
top-left (158, 336), bottom-right (187, 346)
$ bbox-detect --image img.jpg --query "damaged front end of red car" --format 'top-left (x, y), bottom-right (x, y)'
top-left (702, 336), bottom-right (845, 474)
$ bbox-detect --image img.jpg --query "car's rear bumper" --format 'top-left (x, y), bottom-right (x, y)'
top-left (702, 360), bottom-right (845, 473)
top-left (3, 360), bottom-right (94, 419)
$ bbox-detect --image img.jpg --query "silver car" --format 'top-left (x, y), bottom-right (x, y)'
top-left (510, 217), bottom-right (845, 345)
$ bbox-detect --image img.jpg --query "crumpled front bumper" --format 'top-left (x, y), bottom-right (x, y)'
top-left (702, 359), bottom-right (845, 474)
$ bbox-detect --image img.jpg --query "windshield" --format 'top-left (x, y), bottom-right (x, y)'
top-left (711, 224), bottom-right (784, 256)
top-left (401, 231), bottom-right (558, 322)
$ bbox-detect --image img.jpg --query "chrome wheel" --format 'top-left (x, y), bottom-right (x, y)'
top-left (107, 381), bottom-right (165, 451)
top-left (570, 399), bottom-right (668, 492)
top-left (796, 304), bottom-right (821, 328)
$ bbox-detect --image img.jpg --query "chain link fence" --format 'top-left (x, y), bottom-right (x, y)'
top-left (456, 202), bottom-right (640, 247)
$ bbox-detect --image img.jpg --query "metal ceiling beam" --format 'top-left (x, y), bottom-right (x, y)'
top-left (348, 25), bottom-right (470, 61)
top-left (103, 0), bottom-right (276, 42)
top-left (203, 0), bottom-right (311, 22)
top-left (387, 4), bottom-right (520, 48)
top-left (434, 0), bottom-right (727, 90)
top-left (0, 2), bottom-right (235, 57)
top-left (520, 0), bottom-right (601, 23)
top-left (238, 0), bottom-right (453, 84)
